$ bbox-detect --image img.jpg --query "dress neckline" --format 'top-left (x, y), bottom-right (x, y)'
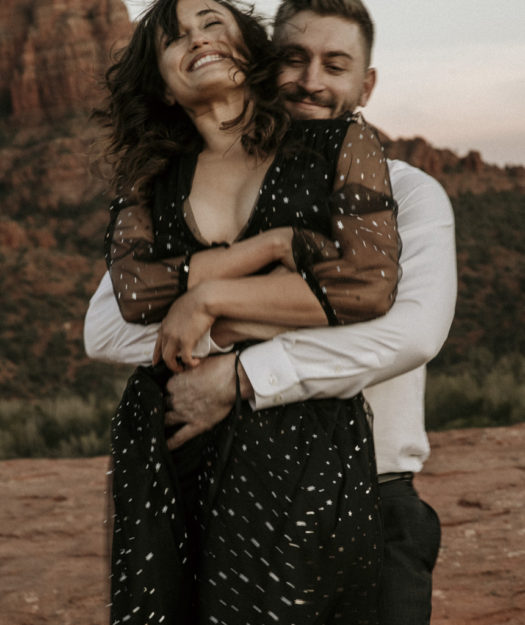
top-left (178, 148), bottom-right (283, 249)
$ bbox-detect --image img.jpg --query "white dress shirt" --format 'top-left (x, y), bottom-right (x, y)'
top-left (84, 159), bottom-right (457, 475)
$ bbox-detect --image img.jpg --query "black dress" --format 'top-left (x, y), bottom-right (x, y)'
top-left (106, 114), bottom-right (399, 625)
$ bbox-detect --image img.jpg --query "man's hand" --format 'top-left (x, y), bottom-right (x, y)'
top-left (164, 353), bottom-right (254, 450)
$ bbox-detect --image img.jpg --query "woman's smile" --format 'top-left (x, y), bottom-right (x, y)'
top-left (188, 52), bottom-right (227, 72)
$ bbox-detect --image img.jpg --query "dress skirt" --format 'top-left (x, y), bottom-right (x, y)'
top-left (109, 365), bottom-right (382, 625)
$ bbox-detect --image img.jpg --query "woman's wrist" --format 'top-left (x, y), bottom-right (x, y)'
top-left (263, 228), bottom-right (292, 264)
top-left (197, 279), bottom-right (225, 319)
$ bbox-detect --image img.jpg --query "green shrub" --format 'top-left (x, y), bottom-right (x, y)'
top-left (426, 352), bottom-right (525, 430)
top-left (0, 393), bottom-right (117, 459)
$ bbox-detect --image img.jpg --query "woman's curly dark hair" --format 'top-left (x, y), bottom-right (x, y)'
top-left (93, 0), bottom-right (290, 199)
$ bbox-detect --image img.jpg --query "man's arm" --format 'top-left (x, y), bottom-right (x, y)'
top-left (240, 160), bottom-right (456, 408)
top-left (84, 272), bottom-right (236, 363)
top-left (84, 272), bottom-right (158, 365)
top-left (162, 161), bottom-right (455, 447)
top-left (85, 161), bottom-right (456, 438)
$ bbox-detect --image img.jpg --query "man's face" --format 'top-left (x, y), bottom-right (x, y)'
top-left (276, 11), bottom-right (376, 120)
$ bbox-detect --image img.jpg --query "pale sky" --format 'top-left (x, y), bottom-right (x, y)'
top-left (123, 0), bottom-right (525, 166)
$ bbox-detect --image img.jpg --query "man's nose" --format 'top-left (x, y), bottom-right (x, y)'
top-left (299, 62), bottom-right (323, 93)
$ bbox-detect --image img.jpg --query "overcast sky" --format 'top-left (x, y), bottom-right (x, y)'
top-left (122, 0), bottom-right (525, 166)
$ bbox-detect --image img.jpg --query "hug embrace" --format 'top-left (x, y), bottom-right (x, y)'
top-left (86, 0), bottom-right (456, 623)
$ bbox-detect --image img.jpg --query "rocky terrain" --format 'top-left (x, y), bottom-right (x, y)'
top-left (1, 423), bottom-right (524, 624)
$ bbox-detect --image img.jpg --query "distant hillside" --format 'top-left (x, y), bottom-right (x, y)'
top-left (381, 135), bottom-right (525, 198)
top-left (0, 0), bottom-right (524, 457)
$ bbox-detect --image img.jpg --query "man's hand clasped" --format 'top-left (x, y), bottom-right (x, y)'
top-left (162, 353), bottom-right (238, 450)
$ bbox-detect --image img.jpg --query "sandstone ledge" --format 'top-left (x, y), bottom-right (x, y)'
top-left (1, 424), bottom-right (524, 625)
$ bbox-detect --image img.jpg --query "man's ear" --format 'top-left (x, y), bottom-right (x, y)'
top-left (359, 67), bottom-right (376, 107)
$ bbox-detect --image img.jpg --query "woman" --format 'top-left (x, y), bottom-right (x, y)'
top-left (97, 0), bottom-right (399, 623)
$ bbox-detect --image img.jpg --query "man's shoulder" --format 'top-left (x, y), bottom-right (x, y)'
top-left (388, 158), bottom-right (434, 183)
top-left (387, 159), bottom-right (454, 227)
top-left (387, 159), bottom-right (448, 197)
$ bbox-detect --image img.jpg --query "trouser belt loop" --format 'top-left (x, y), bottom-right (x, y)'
top-left (377, 471), bottom-right (414, 485)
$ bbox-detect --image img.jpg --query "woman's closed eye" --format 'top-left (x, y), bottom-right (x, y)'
top-left (204, 19), bottom-right (222, 28)
top-left (163, 33), bottom-right (185, 47)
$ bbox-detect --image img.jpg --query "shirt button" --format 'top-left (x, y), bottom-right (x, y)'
top-left (269, 374), bottom-right (277, 385)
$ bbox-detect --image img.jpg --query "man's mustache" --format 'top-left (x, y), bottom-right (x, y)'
top-left (280, 83), bottom-right (335, 109)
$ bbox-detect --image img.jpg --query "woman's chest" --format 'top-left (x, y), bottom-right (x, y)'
top-left (188, 155), bottom-right (272, 245)
top-left (152, 140), bottom-right (338, 255)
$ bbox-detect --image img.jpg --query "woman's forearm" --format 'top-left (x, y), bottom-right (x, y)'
top-left (211, 318), bottom-right (292, 347)
top-left (187, 228), bottom-right (292, 289)
top-left (108, 198), bottom-right (293, 323)
top-left (202, 273), bottom-right (329, 328)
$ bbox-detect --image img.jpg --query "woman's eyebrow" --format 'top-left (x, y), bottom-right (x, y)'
top-left (196, 9), bottom-right (223, 17)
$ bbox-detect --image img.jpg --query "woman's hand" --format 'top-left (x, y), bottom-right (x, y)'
top-left (272, 227), bottom-right (296, 272)
top-left (153, 284), bottom-right (215, 371)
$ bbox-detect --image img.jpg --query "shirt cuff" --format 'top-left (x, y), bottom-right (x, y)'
top-left (239, 339), bottom-right (302, 410)
top-left (192, 331), bottom-right (234, 358)
top-left (192, 331), bottom-right (212, 358)
top-left (210, 337), bottom-right (235, 354)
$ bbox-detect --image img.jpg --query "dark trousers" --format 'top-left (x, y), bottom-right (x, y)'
top-left (378, 477), bottom-right (441, 625)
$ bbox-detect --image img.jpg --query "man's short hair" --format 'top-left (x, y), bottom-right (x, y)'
top-left (274, 0), bottom-right (375, 66)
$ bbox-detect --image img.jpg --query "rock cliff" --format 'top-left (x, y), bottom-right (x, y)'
top-left (0, 0), bottom-right (132, 401)
top-left (0, 0), bottom-right (130, 123)
top-left (382, 135), bottom-right (525, 197)
top-left (0, 0), bottom-right (131, 217)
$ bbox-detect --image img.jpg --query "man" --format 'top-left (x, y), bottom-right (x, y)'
top-left (85, 1), bottom-right (456, 622)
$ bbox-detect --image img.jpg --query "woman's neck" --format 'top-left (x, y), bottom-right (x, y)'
top-left (186, 91), bottom-right (249, 156)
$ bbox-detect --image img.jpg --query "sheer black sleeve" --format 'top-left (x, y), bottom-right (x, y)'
top-left (105, 196), bottom-right (190, 324)
top-left (292, 114), bottom-right (400, 325)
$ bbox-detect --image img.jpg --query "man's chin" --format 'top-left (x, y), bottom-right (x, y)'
top-left (285, 100), bottom-right (333, 120)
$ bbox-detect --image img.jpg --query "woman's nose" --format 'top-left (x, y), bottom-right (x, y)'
top-left (188, 29), bottom-right (210, 50)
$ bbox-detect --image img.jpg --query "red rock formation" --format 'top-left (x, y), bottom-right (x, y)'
top-left (1, 0), bottom-right (131, 124)
top-left (0, 0), bottom-right (133, 220)
top-left (0, 0), bottom-right (133, 401)
top-left (0, 220), bottom-right (30, 248)
top-left (382, 135), bottom-right (525, 197)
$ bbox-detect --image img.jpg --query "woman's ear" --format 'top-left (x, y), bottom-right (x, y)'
top-left (164, 88), bottom-right (176, 106)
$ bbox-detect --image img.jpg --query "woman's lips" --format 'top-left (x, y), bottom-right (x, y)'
top-left (188, 53), bottom-right (226, 72)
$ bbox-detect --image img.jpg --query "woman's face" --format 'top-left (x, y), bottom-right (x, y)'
top-left (156, 0), bottom-right (246, 109)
